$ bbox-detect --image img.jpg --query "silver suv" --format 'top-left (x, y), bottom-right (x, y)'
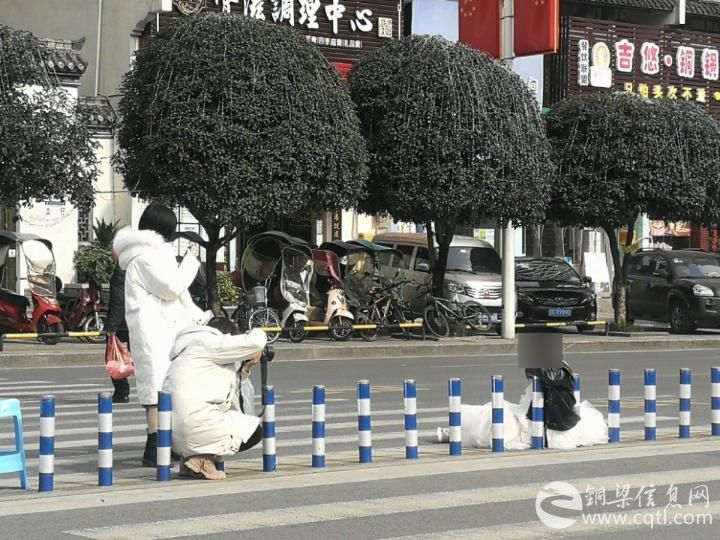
top-left (372, 233), bottom-right (502, 321)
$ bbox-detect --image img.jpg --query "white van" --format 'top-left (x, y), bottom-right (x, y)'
top-left (372, 233), bottom-right (502, 319)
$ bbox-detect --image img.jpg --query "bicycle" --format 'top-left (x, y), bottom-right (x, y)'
top-left (231, 283), bottom-right (281, 344)
top-left (356, 281), bottom-right (412, 342)
top-left (415, 282), bottom-right (493, 338)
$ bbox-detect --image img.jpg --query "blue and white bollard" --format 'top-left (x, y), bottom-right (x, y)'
top-left (263, 385), bottom-right (276, 472)
top-left (712, 367), bottom-right (720, 436)
top-left (448, 378), bottom-right (462, 456)
top-left (403, 379), bottom-right (418, 460)
top-left (573, 374), bottom-right (581, 416)
top-left (531, 376), bottom-right (544, 450)
top-left (357, 380), bottom-right (372, 464)
top-left (157, 391), bottom-right (172, 481)
top-left (491, 375), bottom-right (504, 453)
top-left (39, 395), bottom-right (55, 492)
top-left (644, 369), bottom-right (657, 441)
top-left (215, 461), bottom-right (224, 473)
top-left (608, 369), bottom-right (621, 444)
top-left (312, 385), bottom-right (326, 468)
top-left (98, 392), bottom-right (113, 487)
top-left (679, 368), bottom-right (692, 439)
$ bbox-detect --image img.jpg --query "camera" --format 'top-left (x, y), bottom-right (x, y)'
top-left (261, 344), bottom-right (275, 363)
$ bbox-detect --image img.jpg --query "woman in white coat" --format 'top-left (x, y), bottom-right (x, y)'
top-left (113, 204), bottom-right (210, 466)
top-left (163, 319), bottom-right (267, 480)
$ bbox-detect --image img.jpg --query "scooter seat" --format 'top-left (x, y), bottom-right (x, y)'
top-left (0, 289), bottom-right (30, 309)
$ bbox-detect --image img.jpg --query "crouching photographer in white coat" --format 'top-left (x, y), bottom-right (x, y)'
top-left (162, 318), bottom-right (267, 480)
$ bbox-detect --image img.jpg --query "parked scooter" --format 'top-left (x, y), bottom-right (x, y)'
top-left (0, 232), bottom-right (64, 344)
top-left (309, 249), bottom-right (355, 341)
top-left (58, 280), bottom-right (107, 343)
top-left (280, 244), bottom-right (313, 343)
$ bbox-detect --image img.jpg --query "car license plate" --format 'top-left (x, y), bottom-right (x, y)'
top-left (549, 308), bottom-right (572, 318)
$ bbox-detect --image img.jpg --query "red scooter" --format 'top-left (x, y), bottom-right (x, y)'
top-left (0, 232), bottom-right (64, 345)
top-left (59, 281), bottom-right (107, 343)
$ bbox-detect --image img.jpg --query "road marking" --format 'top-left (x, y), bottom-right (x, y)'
top-left (379, 502), bottom-right (720, 539)
top-left (64, 466), bottom-right (720, 539)
top-left (0, 437), bottom-right (715, 516)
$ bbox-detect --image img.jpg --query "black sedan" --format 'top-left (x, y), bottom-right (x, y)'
top-left (515, 257), bottom-right (598, 331)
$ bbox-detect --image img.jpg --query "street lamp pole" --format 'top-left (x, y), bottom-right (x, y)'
top-left (500, 0), bottom-right (516, 340)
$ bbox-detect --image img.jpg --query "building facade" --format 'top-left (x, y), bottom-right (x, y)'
top-left (1, 0), bottom-right (403, 280)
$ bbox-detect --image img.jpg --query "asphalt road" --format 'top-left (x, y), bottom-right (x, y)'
top-left (1, 348), bottom-right (720, 539)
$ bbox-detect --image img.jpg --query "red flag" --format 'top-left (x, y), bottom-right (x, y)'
top-left (458, 0), bottom-right (501, 59)
top-left (514, 0), bottom-right (559, 56)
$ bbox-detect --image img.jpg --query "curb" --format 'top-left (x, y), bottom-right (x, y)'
top-left (1, 335), bottom-right (720, 367)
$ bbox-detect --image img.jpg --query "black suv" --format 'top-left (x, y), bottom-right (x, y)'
top-left (626, 249), bottom-right (720, 333)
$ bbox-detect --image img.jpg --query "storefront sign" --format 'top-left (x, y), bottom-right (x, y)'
top-left (563, 17), bottom-right (720, 115)
top-left (173, 0), bottom-right (399, 63)
top-left (650, 221), bottom-right (691, 237)
top-left (331, 209), bottom-right (342, 240)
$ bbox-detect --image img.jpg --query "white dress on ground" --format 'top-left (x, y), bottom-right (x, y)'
top-left (458, 384), bottom-right (608, 450)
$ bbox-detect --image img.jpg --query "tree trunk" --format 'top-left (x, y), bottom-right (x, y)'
top-left (527, 225), bottom-right (542, 257)
top-left (430, 218), bottom-right (456, 298)
top-left (603, 216), bottom-right (637, 327)
top-left (204, 225), bottom-right (222, 316)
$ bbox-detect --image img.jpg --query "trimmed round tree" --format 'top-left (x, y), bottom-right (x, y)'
top-left (0, 24), bottom-right (97, 208)
top-left (348, 36), bottom-right (553, 294)
top-left (546, 93), bottom-right (719, 325)
top-left (115, 13), bottom-right (367, 311)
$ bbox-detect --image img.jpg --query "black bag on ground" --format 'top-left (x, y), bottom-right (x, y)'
top-left (525, 365), bottom-right (581, 432)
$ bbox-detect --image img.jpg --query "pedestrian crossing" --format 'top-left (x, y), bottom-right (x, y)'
top-left (0, 376), bottom-right (690, 489)
top-left (2, 374), bottom-right (720, 539)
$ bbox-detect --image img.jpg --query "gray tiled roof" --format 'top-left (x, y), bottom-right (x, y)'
top-left (574, 0), bottom-right (720, 16)
top-left (78, 96), bottom-right (116, 130)
top-left (39, 38), bottom-right (87, 77)
top-left (573, 0), bottom-right (675, 10)
top-left (687, 0), bottom-right (720, 16)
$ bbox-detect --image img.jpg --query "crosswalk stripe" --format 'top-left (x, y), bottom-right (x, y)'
top-left (379, 502), bottom-right (720, 540)
top-left (2, 437), bottom-right (717, 517)
top-left (0, 380), bottom-right (53, 386)
top-left (3, 388), bottom-right (116, 397)
top-left (63, 465), bottom-right (720, 539)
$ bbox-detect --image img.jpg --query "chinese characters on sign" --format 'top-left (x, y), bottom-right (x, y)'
top-left (332, 210), bottom-right (342, 241)
top-left (578, 39), bottom-right (589, 86)
top-left (615, 39), bottom-right (635, 72)
top-left (572, 24), bottom-right (720, 111)
top-left (210, 0), bottom-right (393, 44)
top-left (640, 42), bottom-right (659, 75)
top-left (582, 39), bottom-right (720, 86)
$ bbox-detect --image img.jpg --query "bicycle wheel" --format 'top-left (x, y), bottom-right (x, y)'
top-left (393, 303), bottom-right (411, 340)
top-left (463, 301), bottom-right (492, 332)
top-left (423, 304), bottom-right (450, 338)
top-left (248, 309), bottom-right (280, 344)
top-left (356, 308), bottom-right (378, 342)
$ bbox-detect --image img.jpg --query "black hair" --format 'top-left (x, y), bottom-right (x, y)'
top-left (138, 204), bottom-right (177, 242)
top-left (207, 317), bottom-right (240, 336)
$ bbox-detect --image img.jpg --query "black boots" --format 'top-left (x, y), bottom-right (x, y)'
top-left (111, 378), bottom-right (130, 403)
top-left (142, 432), bottom-right (181, 467)
top-left (142, 432), bottom-right (157, 467)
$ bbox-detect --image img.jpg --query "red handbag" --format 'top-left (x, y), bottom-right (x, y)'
top-left (105, 334), bottom-right (135, 379)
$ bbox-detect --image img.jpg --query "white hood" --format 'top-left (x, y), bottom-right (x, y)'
top-left (113, 227), bottom-right (167, 271)
top-left (170, 325), bottom-right (222, 361)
